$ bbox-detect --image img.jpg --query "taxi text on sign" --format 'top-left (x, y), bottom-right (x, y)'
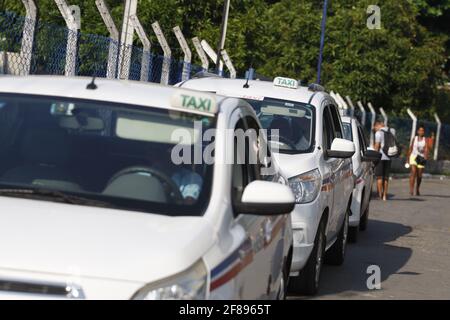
top-left (171, 90), bottom-right (218, 114)
top-left (273, 77), bottom-right (299, 89)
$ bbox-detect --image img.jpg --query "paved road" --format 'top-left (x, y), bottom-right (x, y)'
top-left (290, 178), bottom-right (450, 300)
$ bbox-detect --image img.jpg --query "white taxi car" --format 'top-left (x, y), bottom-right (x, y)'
top-left (341, 116), bottom-right (381, 242)
top-left (0, 76), bottom-right (294, 299)
top-left (178, 76), bottom-right (355, 295)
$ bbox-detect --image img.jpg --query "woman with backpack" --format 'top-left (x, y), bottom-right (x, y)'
top-left (407, 124), bottom-right (429, 196)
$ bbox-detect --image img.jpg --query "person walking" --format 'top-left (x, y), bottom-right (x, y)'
top-left (373, 120), bottom-right (396, 201)
top-left (407, 124), bottom-right (429, 196)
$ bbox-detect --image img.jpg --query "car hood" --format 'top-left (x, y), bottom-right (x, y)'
top-left (273, 152), bottom-right (320, 179)
top-left (0, 196), bottom-right (215, 284)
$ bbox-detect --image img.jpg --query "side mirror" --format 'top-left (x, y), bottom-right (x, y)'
top-left (362, 149), bottom-right (382, 163)
top-left (326, 138), bottom-right (355, 159)
top-left (236, 181), bottom-right (295, 215)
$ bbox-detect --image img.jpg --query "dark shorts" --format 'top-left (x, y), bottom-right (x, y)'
top-left (375, 160), bottom-right (391, 179)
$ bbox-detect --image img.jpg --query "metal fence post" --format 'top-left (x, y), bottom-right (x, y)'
top-left (434, 113), bottom-right (441, 161)
top-left (95, 0), bottom-right (119, 79)
top-left (192, 37), bottom-right (209, 71)
top-left (20, 0), bottom-right (37, 75)
top-left (407, 108), bottom-right (417, 146)
top-left (118, 0), bottom-right (137, 80)
top-left (54, 0), bottom-right (81, 76)
top-left (173, 26), bottom-right (191, 81)
top-left (200, 39), bottom-right (223, 72)
top-left (336, 93), bottom-right (348, 112)
top-left (367, 102), bottom-right (376, 146)
top-left (380, 107), bottom-right (388, 127)
top-left (220, 49), bottom-right (236, 79)
top-left (152, 22), bottom-right (171, 85)
top-left (345, 96), bottom-right (355, 117)
top-left (357, 101), bottom-right (366, 129)
top-left (131, 15), bottom-right (151, 82)
top-left (330, 91), bottom-right (341, 108)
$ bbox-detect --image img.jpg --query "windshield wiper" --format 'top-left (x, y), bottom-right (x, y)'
top-left (0, 187), bottom-right (113, 207)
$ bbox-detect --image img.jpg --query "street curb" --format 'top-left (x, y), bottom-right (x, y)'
top-left (390, 173), bottom-right (449, 180)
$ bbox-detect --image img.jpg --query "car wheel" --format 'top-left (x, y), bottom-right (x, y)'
top-left (325, 209), bottom-right (349, 266)
top-left (288, 219), bottom-right (326, 296)
top-left (277, 256), bottom-right (290, 300)
top-left (359, 206), bottom-right (369, 231)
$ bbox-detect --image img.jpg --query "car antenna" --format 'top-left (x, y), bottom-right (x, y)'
top-left (243, 74), bottom-right (250, 89)
top-left (86, 76), bottom-right (97, 90)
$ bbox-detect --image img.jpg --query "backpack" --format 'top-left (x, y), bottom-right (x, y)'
top-left (382, 128), bottom-right (400, 158)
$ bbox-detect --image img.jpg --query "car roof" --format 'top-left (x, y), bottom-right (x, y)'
top-left (0, 75), bottom-right (229, 117)
top-left (179, 77), bottom-right (327, 105)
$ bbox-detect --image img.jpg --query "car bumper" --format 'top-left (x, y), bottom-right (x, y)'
top-left (289, 198), bottom-right (323, 274)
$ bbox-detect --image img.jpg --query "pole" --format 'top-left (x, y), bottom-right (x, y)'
top-left (345, 96), bottom-right (355, 118)
top-left (54, 0), bottom-right (81, 77)
top-left (367, 102), bottom-right (376, 146)
top-left (406, 108), bottom-right (417, 146)
top-left (95, 0), bottom-right (119, 79)
top-left (20, 0), bottom-right (37, 75)
top-left (152, 21), bottom-right (171, 85)
top-left (215, 0), bottom-right (230, 75)
top-left (131, 15), bottom-right (151, 82)
top-left (433, 113), bottom-right (441, 161)
top-left (201, 39), bottom-right (223, 71)
top-left (357, 101), bottom-right (366, 129)
top-left (221, 49), bottom-right (236, 79)
top-left (316, 0), bottom-right (329, 84)
top-left (173, 26), bottom-right (192, 81)
top-left (192, 37), bottom-right (209, 71)
top-left (379, 107), bottom-right (388, 127)
top-left (118, 0), bottom-right (137, 79)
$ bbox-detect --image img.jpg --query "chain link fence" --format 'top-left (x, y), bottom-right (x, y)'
top-left (352, 108), bottom-right (449, 160)
top-left (1, 10), bottom-right (448, 160)
top-left (0, 11), bottom-right (204, 84)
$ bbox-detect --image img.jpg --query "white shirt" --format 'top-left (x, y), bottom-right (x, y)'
top-left (375, 127), bottom-right (393, 161)
top-left (412, 136), bottom-right (426, 157)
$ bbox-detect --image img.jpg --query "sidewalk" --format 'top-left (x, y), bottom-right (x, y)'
top-left (390, 173), bottom-right (449, 180)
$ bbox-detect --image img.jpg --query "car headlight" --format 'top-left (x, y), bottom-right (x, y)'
top-left (288, 169), bottom-right (322, 204)
top-left (131, 260), bottom-right (208, 300)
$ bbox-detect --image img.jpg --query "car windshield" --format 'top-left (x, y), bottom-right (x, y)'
top-left (244, 98), bottom-right (315, 154)
top-left (0, 93), bottom-right (215, 216)
top-left (342, 122), bottom-right (353, 141)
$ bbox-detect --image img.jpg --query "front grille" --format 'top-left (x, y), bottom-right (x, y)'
top-left (0, 278), bottom-right (84, 298)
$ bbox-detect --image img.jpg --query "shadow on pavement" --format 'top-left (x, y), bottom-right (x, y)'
top-left (290, 219), bottom-right (413, 299)
top-left (420, 194), bottom-right (450, 199)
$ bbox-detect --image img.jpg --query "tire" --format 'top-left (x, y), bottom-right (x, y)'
top-left (325, 209), bottom-right (349, 266)
top-left (359, 206), bottom-right (369, 231)
top-left (348, 226), bottom-right (358, 243)
top-left (277, 250), bottom-right (291, 300)
top-left (349, 192), bottom-right (364, 243)
top-left (288, 219), bottom-right (326, 296)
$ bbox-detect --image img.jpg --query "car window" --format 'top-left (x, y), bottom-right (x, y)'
top-left (0, 93), bottom-right (216, 216)
top-left (342, 122), bottom-right (353, 141)
top-left (357, 125), bottom-right (367, 153)
top-left (322, 107), bottom-right (335, 150)
top-left (231, 118), bottom-right (252, 210)
top-left (329, 105), bottom-right (343, 139)
top-left (243, 98), bottom-right (315, 154)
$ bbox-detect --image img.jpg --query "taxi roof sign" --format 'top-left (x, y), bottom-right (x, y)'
top-left (170, 90), bottom-right (218, 115)
top-left (273, 77), bottom-right (299, 89)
